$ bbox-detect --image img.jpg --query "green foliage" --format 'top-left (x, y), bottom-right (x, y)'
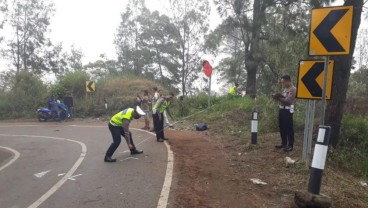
top-left (177, 95), bottom-right (305, 137)
top-left (347, 66), bottom-right (368, 101)
top-left (71, 74), bottom-right (162, 117)
top-left (330, 116), bottom-right (368, 177)
top-left (57, 71), bottom-right (90, 98)
top-left (49, 84), bottom-right (66, 99)
top-left (0, 71), bottom-right (47, 119)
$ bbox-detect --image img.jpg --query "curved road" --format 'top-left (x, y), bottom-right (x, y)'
top-left (0, 122), bottom-right (173, 208)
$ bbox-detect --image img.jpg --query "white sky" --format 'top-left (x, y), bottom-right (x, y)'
top-left (50, 0), bottom-right (221, 64)
top-left (0, 0), bottom-right (366, 92)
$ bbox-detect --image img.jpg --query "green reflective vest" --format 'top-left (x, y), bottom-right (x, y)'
top-left (229, 86), bottom-right (236, 95)
top-left (153, 99), bottom-right (170, 113)
top-left (110, 108), bottom-right (134, 126)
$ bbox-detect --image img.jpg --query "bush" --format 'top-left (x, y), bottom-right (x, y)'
top-left (58, 71), bottom-right (90, 98)
top-left (330, 116), bottom-right (368, 177)
top-left (0, 71), bottom-right (47, 119)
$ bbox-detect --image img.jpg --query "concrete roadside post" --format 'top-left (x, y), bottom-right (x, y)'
top-left (308, 125), bottom-right (331, 194)
top-left (251, 111), bottom-right (258, 145)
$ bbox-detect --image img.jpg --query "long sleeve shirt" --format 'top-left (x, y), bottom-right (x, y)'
top-left (279, 85), bottom-right (297, 106)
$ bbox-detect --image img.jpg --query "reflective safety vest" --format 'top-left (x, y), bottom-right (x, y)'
top-left (153, 99), bottom-right (170, 113)
top-left (110, 108), bottom-right (134, 126)
top-left (229, 86), bottom-right (236, 95)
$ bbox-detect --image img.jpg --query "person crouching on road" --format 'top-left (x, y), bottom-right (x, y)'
top-left (104, 106), bottom-right (146, 162)
top-left (272, 74), bottom-right (297, 152)
top-left (152, 92), bottom-right (175, 142)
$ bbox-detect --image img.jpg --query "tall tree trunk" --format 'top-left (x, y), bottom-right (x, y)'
top-left (245, 0), bottom-right (263, 98)
top-left (326, 0), bottom-right (363, 146)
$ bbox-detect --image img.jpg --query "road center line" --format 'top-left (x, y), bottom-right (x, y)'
top-left (0, 146), bottom-right (20, 172)
top-left (0, 134), bottom-right (87, 208)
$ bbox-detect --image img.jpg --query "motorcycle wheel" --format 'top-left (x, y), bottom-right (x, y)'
top-left (59, 110), bottom-right (67, 121)
top-left (38, 113), bottom-right (48, 122)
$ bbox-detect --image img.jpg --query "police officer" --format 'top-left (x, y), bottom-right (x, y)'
top-left (152, 92), bottom-right (174, 142)
top-left (229, 82), bottom-right (239, 96)
top-left (272, 75), bottom-right (297, 152)
top-left (104, 106), bottom-right (146, 162)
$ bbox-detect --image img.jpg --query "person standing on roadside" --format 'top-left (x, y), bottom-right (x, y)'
top-left (104, 106), bottom-right (146, 162)
top-left (272, 75), bottom-right (297, 152)
top-left (141, 90), bottom-right (151, 130)
top-left (150, 87), bottom-right (160, 132)
top-left (152, 92), bottom-right (175, 142)
top-left (158, 89), bottom-right (172, 127)
top-left (228, 83), bottom-right (240, 97)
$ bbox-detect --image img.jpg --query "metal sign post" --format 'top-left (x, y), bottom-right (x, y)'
top-left (208, 76), bottom-right (211, 108)
top-left (302, 100), bottom-right (316, 162)
top-left (303, 100), bottom-right (311, 161)
top-left (320, 56), bottom-right (329, 125)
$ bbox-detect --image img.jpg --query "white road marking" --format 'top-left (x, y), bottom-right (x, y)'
top-left (119, 150), bottom-right (130, 154)
top-left (0, 125), bottom-right (44, 128)
top-left (68, 173), bottom-right (83, 181)
top-left (120, 157), bottom-right (139, 162)
top-left (70, 125), bottom-right (174, 208)
top-left (34, 170), bottom-right (51, 178)
top-left (0, 134), bottom-right (87, 208)
top-left (57, 173), bottom-right (66, 177)
top-left (0, 146), bottom-right (20, 172)
top-left (131, 129), bottom-right (174, 208)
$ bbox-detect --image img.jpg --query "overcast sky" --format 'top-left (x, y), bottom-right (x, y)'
top-left (0, 0), bottom-right (366, 74)
top-left (50, 0), bottom-right (366, 64)
top-left (50, 0), bottom-right (220, 64)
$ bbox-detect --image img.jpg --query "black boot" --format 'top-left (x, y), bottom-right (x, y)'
top-left (104, 156), bottom-right (117, 162)
top-left (130, 149), bottom-right (143, 155)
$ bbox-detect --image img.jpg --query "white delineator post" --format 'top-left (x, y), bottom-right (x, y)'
top-left (251, 111), bottom-right (258, 145)
top-left (308, 125), bottom-right (331, 194)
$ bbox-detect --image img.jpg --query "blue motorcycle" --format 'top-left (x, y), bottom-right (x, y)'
top-left (37, 103), bottom-right (70, 122)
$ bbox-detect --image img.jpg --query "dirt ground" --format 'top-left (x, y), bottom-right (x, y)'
top-left (164, 123), bottom-right (368, 208)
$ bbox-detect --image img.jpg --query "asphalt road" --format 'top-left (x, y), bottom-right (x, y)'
top-left (0, 121), bottom-right (172, 208)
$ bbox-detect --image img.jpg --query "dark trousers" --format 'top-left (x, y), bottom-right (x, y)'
top-left (105, 123), bottom-right (135, 157)
top-left (153, 112), bottom-right (164, 140)
top-left (278, 109), bottom-right (294, 148)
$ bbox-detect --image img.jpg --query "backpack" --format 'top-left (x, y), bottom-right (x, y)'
top-left (196, 122), bottom-right (208, 131)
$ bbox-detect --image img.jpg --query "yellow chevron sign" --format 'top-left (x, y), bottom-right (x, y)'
top-left (297, 60), bottom-right (334, 100)
top-left (86, 81), bottom-right (95, 92)
top-left (309, 6), bottom-right (353, 56)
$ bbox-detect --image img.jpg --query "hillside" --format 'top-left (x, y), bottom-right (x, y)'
top-left (165, 97), bottom-right (368, 207)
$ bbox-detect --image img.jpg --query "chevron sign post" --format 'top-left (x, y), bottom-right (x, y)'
top-left (307, 5), bottom-right (353, 125)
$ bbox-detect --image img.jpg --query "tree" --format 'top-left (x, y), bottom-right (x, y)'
top-left (84, 54), bottom-right (119, 80)
top-left (0, 0), bottom-right (7, 43)
top-left (6, 0), bottom-right (55, 73)
top-left (326, 0), bottom-right (365, 146)
top-left (169, 0), bottom-right (210, 96)
top-left (212, 0), bottom-right (334, 98)
top-left (114, 0), bottom-right (151, 75)
top-left (139, 10), bottom-right (181, 87)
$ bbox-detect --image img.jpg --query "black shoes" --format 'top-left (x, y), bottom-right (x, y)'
top-left (104, 156), bottom-right (117, 162)
top-left (275, 144), bottom-right (286, 149)
top-left (131, 149), bottom-right (143, 155)
top-left (157, 139), bottom-right (164, 142)
top-left (275, 144), bottom-right (293, 152)
top-left (283, 146), bottom-right (293, 152)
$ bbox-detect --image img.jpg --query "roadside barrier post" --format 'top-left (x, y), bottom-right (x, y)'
top-left (308, 125), bottom-right (331, 194)
top-left (251, 111), bottom-right (258, 144)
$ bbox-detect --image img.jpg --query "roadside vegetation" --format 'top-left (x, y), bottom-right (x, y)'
top-left (1, 71), bottom-right (366, 181)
